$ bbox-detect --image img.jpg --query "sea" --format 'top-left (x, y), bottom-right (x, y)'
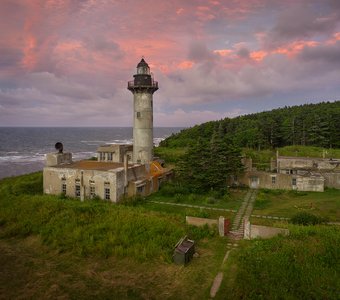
top-left (0, 127), bottom-right (184, 180)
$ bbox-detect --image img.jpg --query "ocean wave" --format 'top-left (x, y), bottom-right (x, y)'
top-left (0, 154), bottom-right (45, 163)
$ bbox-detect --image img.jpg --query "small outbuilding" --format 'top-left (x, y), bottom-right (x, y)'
top-left (173, 236), bottom-right (195, 265)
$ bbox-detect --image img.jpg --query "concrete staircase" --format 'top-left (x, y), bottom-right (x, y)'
top-left (228, 189), bottom-right (257, 240)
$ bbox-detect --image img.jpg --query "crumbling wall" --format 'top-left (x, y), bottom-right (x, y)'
top-left (323, 172), bottom-right (340, 189)
top-left (244, 219), bottom-right (289, 239)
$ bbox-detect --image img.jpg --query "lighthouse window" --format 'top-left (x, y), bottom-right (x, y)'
top-left (136, 112), bottom-right (141, 118)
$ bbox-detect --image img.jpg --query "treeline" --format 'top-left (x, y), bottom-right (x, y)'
top-left (161, 101), bottom-right (340, 149)
top-left (177, 125), bottom-right (243, 192)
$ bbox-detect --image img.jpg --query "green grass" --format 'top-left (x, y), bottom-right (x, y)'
top-left (154, 146), bottom-right (186, 165)
top-left (217, 225), bottom-right (340, 300)
top-left (148, 183), bottom-right (247, 210)
top-left (0, 172), bottom-right (220, 262)
top-left (0, 232), bottom-right (227, 299)
top-left (252, 188), bottom-right (340, 221)
top-left (1, 172), bottom-right (339, 299)
top-left (0, 172), bottom-right (231, 298)
top-left (279, 145), bottom-right (340, 158)
top-left (142, 201), bottom-right (236, 220)
top-left (242, 148), bottom-right (274, 170)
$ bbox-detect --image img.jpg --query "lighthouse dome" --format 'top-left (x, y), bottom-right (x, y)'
top-left (137, 58), bottom-right (150, 75)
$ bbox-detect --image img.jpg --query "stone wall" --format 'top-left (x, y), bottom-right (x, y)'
top-left (244, 219), bottom-right (289, 239)
top-left (185, 216), bottom-right (218, 227)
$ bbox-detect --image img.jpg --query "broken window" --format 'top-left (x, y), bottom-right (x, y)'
top-left (75, 185), bottom-right (81, 198)
top-left (136, 185), bottom-right (145, 194)
top-left (90, 186), bottom-right (95, 198)
top-left (104, 188), bottom-right (110, 200)
top-left (292, 178), bottom-right (297, 186)
top-left (62, 183), bottom-right (67, 194)
top-left (271, 176), bottom-right (276, 184)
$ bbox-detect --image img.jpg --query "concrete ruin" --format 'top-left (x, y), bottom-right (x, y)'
top-left (43, 59), bottom-right (172, 202)
top-left (234, 153), bottom-right (340, 192)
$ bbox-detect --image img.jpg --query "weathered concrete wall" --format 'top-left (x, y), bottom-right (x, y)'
top-left (133, 92), bottom-right (153, 164)
top-left (43, 167), bottom-right (119, 202)
top-left (97, 144), bottom-right (133, 163)
top-left (238, 171), bottom-right (324, 192)
top-left (296, 176), bottom-right (324, 192)
top-left (186, 216), bottom-right (218, 227)
top-left (244, 219), bottom-right (289, 239)
top-left (323, 172), bottom-right (340, 189)
top-left (277, 156), bottom-right (339, 171)
top-left (250, 224), bottom-right (289, 239)
top-left (45, 153), bottom-right (72, 166)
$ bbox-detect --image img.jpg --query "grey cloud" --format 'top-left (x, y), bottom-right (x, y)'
top-left (265, 2), bottom-right (339, 48)
top-left (0, 47), bottom-right (23, 68)
top-left (188, 41), bottom-right (215, 62)
top-left (298, 42), bottom-right (340, 66)
top-left (237, 47), bottom-right (250, 59)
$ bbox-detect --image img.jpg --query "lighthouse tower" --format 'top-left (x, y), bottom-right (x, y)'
top-left (128, 58), bottom-right (158, 164)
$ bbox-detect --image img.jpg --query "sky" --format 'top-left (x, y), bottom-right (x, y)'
top-left (0, 0), bottom-right (339, 127)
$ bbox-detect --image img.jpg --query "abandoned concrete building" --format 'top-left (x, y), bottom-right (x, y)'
top-left (43, 59), bottom-right (171, 202)
top-left (235, 153), bottom-right (340, 192)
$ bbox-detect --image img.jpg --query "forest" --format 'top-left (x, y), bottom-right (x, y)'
top-left (160, 101), bottom-right (340, 150)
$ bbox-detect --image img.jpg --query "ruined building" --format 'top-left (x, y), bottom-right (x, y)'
top-left (43, 59), bottom-right (171, 202)
top-left (235, 152), bottom-right (340, 192)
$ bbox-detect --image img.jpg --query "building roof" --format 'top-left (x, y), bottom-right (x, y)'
top-left (50, 160), bottom-right (128, 171)
top-left (137, 58), bottom-right (149, 68)
top-left (97, 144), bottom-right (132, 152)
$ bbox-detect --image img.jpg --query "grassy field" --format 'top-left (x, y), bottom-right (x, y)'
top-left (252, 188), bottom-right (340, 222)
top-left (148, 184), bottom-right (247, 210)
top-left (217, 225), bottom-right (340, 300)
top-left (0, 172), bottom-right (228, 299)
top-left (1, 172), bottom-right (339, 299)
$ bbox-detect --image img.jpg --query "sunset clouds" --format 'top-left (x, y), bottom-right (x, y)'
top-left (0, 0), bottom-right (339, 126)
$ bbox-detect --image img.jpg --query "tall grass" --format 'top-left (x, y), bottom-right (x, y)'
top-left (222, 225), bottom-right (339, 299)
top-left (0, 173), bottom-right (192, 262)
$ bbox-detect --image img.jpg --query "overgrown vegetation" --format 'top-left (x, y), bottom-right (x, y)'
top-left (290, 212), bottom-right (329, 225)
top-left (1, 172), bottom-right (339, 299)
top-left (252, 188), bottom-right (340, 221)
top-left (0, 172), bottom-right (216, 262)
top-left (160, 101), bottom-right (340, 150)
top-left (150, 182), bottom-right (246, 210)
top-left (176, 124), bottom-right (243, 192)
top-left (218, 225), bottom-right (340, 299)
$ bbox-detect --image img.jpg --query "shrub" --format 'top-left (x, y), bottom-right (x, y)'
top-left (119, 195), bottom-right (145, 206)
top-left (206, 197), bottom-right (216, 204)
top-left (174, 193), bottom-right (183, 203)
top-left (290, 212), bottom-right (329, 225)
top-left (254, 192), bottom-right (271, 209)
top-left (186, 224), bottom-right (217, 240)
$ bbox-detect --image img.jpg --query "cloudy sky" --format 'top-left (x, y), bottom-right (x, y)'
top-left (0, 0), bottom-right (339, 127)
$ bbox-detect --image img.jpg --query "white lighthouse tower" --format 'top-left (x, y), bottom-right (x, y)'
top-left (128, 58), bottom-right (158, 164)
